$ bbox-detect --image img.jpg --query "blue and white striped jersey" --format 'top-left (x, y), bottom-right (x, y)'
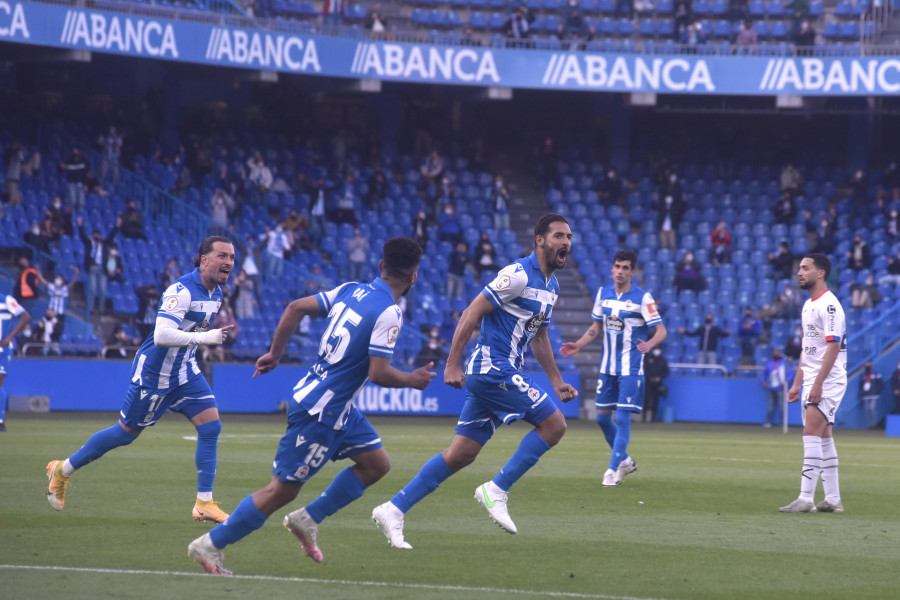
top-left (0, 294), bottom-right (26, 341)
top-left (292, 277), bottom-right (403, 430)
top-left (130, 269), bottom-right (224, 389)
top-left (467, 252), bottom-right (559, 375)
top-left (592, 284), bottom-right (662, 376)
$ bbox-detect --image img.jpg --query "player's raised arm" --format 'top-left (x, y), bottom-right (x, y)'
top-left (254, 295), bottom-right (322, 377)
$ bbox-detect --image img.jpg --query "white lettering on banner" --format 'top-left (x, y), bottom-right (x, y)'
top-left (350, 42), bottom-right (499, 83)
top-left (60, 11), bottom-right (177, 57)
top-left (0, 1), bottom-right (29, 39)
top-left (355, 385), bottom-right (439, 413)
top-left (542, 54), bottom-right (714, 91)
top-left (759, 58), bottom-right (900, 93)
top-left (205, 27), bottom-right (320, 72)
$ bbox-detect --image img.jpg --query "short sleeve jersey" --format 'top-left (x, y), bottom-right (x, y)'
top-left (131, 269), bottom-right (224, 389)
top-left (467, 252), bottom-right (559, 375)
top-left (800, 289), bottom-right (847, 389)
top-left (292, 277), bottom-right (403, 430)
top-left (592, 284), bottom-right (661, 376)
top-left (0, 294), bottom-right (26, 341)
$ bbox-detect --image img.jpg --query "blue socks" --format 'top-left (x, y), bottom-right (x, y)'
top-left (493, 430), bottom-right (551, 492)
top-left (195, 420), bottom-right (222, 493)
top-left (391, 453), bottom-right (452, 513)
top-left (69, 424), bottom-right (138, 470)
top-left (0, 387), bottom-right (6, 422)
top-left (609, 410), bottom-right (632, 471)
top-left (209, 495), bottom-right (268, 549)
top-left (305, 467), bottom-right (366, 523)
top-left (596, 411), bottom-right (617, 449)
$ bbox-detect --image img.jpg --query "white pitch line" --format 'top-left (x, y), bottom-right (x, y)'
top-left (0, 564), bottom-right (672, 600)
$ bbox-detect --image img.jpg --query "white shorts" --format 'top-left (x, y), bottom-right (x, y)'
top-left (801, 383), bottom-right (846, 426)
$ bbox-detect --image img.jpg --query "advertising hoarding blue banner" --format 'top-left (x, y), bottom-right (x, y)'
top-left (3, 0), bottom-right (900, 95)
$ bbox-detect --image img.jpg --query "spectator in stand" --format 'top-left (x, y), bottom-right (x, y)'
top-left (809, 212), bottom-right (835, 254)
top-left (877, 197), bottom-right (900, 239)
top-left (134, 283), bottom-right (160, 341)
top-left (768, 241), bottom-right (794, 280)
top-left (322, 0), bottom-right (344, 27)
top-left (283, 209), bottom-right (312, 251)
top-left (793, 20), bottom-right (816, 55)
top-left (47, 196), bottom-right (73, 239)
top-left (105, 242), bottom-right (126, 284)
top-left (711, 221), bottom-right (732, 265)
top-left (437, 203), bottom-right (462, 243)
top-left (780, 162), bottom-right (803, 196)
top-left (850, 275), bottom-right (882, 309)
top-left (14, 256), bottom-right (41, 315)
top-left (307, 177), bottom-right (334, 242)
top-left (474, 233), bottom-right (500, 278)
top-left (206, 302), bottom-right (240, 363)
top-left (120, 200), bottom-right (147, 240)
top-left (162, 258), bottom-right (181, 290)
top-left (774, 192), bottom-right (797, 224)
top-left (489, 175), bottom-right (511, 232)
top-left (366, 165), bottom-right (388, 212)
top-left (679, 314), bottom-right (731, 365)
top-left (34, 308), bottom-right (60, 356)
top-left (738, 306), bottom-right (762, 364)
top-left (674, 251), bottom-right (705, 292)
top-left (233, 270), bottom-right (257, 320)
top-left (230, 228), bottom-right (263, 306)
top-left (446, 240), bottom-right (469, 301)
top-left (539, 137), bottom-right (560, 191)
top-left (105, 324), bottom-right (140, 359)
top-left (78, 215), bottom-right (120, 316)
top-left (411, 209), bottom-right (429, 251)
top-left (681, 21), bottom-right (707, 48)
top-left (504, 5), bottom-right (535, 44)
top-left (261, 223), bottom-right (291, 280)
top-left (785, 0), bottom-right (810, 37)
top-left (246, 153), bottom-right (273, 204)
top-left (784, 324), bottom-right (803, 366)
top-left (461, 26), bottom-right (482, 47)
top-left (775, 284), bottom-right (803, 319)
top-left (415, 327), bottom-right (448, 368)
top-left (420, 148), bottom-right (444, 187)
top-left (643, 347), bottom-right (669, 422)
top-left (363, 3), bottom-right (386, 35)
top-left (5, 141), bottom-right (40, 207)
top-left (653, 173), bottom-right (686, 250)
top-left (97, 125), bottom-right (123, 188)
top-left (891, 360), bottom-right (900, 415)
top-left (878, 249), bottom-right (900, 286)
top-left (859, 361), bottom-right (884, 429)
top-left (347, 227), bottom-right (370, 282)
top-left (210, 188), bottom-right (234, 230)
top-left (732, 20), bottom-right (758, 54)
top-left (334, 175), bottom-right (359, 225)
top-left (24, 221), bottom-right (52, 260)
top-left (674, 0), bottom-right (692, 39)
top-left (60, 147), bottom-right (87, 209)
top-left (84, 170), bottom-right (108, 197)
top-left (558, 0), bottom-right (594, 47)
top-left (760, 348), bottom-right (789, 427)
top-left (39, 267), bottom-right (79, 346)
top-left (846, 235), bottom-right (872, 271)
top-left (598, 167), bottom-right (625, 207)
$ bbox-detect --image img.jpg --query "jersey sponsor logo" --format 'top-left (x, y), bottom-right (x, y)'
top-left (193, 320), bottom-right (210, 332)
top-left (495, 275), bottom-right (511, 290)
top-left (826, 304), bottom-right (836, 314)
top-left (387, 325), bottom-right (399, 344)
top-left (524, 313), bottom-right (544, 333)
top-left (647, 301), bottom-right (659, 318)
top-left (163, 296), bottom-right (179, 311)
top-left (606, 315), bottom-right (625, 333)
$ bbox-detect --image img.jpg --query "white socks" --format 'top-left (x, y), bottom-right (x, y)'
top-left (820, 437), bottom-right (841, 503)
top-left (799, 435), bottom-right (822, 502)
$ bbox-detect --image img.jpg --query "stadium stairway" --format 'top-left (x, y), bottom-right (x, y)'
top-left (492, 144), bottom-right (599, 417)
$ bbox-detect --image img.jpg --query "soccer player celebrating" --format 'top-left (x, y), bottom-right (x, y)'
top-left (47, 237), bottom-right (236, 522)
top-left (372, 214), bottom-right (578, 548)
top-left (779, 253), bottom-right (846, 513)
top-left (188, 237), bottom-right (435, 575)
top-left (0, 294), bottom-right (31, 432)
top-left (560, 249), bottom-right (666, 487)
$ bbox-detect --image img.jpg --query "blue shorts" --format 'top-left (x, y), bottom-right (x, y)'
top-left (595, 373), bottom-right (644, 414)
top-left (0, 346), bottom-right (11, 376)
top-left (456, 370), bottom-right (559, 446)
top-left (119, 376), bottom-right (217, 429)
top-left (273, 406), bottom-right (383, 484)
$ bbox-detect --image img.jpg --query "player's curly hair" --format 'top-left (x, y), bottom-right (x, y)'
top-left (194, 236), bottom-right (232, 267)
top-left (533, 213), bottom-right (569, 240)
top-left (803, 252), bottom-right (832, 280)
top-left (382, 237), bottom-right (423, 279)
top-left (613, 249), bottom-right (638, 269)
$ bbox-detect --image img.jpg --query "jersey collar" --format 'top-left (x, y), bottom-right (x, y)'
top-left (810, 288), bottom-right (829, 302)
top-left (372, 277), bottom-right (393, 297)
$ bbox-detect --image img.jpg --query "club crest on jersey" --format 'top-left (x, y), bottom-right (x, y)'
top-left (524, 313), bottom-right (544, 333)
top-left (495, 275), bottom-right (511, 290)
top-left (527, 388), bottom-right (540, 401)
top-left (163, 296), bottom-right (179, 311)
top-left (388, 326), bottom-right (399, 344)
top-left (625, 300), bottom-right (633, 310)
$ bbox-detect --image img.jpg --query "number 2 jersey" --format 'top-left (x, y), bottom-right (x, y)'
top-left (800, 288), bottom-right (847, 391)
top-left (292, 277), bottom-right (403, 430)
top-left (592, 283), bottom-right (661, 377)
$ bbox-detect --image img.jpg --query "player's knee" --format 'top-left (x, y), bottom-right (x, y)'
top-left (443, 447), bottom-right (478, 472)
top-left (595, 411), bottom-right (613, 427)
top-left (196, 419), bottom-right (222, 439)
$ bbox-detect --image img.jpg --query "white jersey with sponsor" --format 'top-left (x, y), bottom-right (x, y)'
top-left (800, 288), bottom-right (847, 391)
top-left (592, 284), bottom-right (662, 376)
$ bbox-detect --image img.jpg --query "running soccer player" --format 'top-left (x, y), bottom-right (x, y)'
top-left (188, 237), bottom-right (435, 575)
top-left (0, 294), bottom-right (32, 432)
top-left (46, 237), bottom-right (236, 522)
top-left (372, 214), bottom-right (578, 548)
top-left (560, 249), bottom-right (666, 487)
top-left (780, 253), bottom-right (846, 514)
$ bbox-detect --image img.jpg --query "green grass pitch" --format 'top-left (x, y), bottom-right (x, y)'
top-left (2, 412), bottom-right (899, 600)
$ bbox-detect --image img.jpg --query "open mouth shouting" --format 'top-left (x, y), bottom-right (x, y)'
top-left (556, 247), bottom-right (568, 267)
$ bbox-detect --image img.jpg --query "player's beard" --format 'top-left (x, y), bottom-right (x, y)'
top-left (799, 279), bottom-right (814, 290)
top-left (542, 244), bottom-right (566, 273)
